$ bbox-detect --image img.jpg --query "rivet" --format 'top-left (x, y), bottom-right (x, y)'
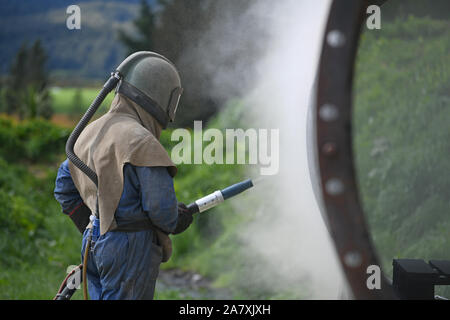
top-left (322, 142), bottom-right (338, 156)
top-left (344, 251), bottom-right (362, 268)
top-left (327, 30), bottom-right (346, 48)
top-left (325, 178), bottom-right (344, 196)
top-left (319, 104), bottom-right (339, 122)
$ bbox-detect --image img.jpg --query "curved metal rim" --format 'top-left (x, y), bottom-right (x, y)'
top-left (315, 0), bottom-right (395, 299)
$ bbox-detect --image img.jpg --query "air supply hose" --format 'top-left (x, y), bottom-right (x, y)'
top-left (65, 71), bottom-right (121, 300)
top-left (65, 72), bottom-right (121, 188)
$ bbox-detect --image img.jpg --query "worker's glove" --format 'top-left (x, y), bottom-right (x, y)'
top-left (172, 202), bottom-right (193, 235)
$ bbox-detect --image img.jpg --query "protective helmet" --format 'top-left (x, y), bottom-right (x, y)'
top-left (115, 51), bottom-right (183, 128)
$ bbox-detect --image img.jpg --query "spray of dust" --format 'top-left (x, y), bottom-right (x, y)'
top-left (242, 0), bottom-right (347, 299)
top-left (183, 0), bottom-right (347, 298)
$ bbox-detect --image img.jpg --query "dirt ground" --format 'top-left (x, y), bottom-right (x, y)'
top-left (156, 269), bottom-right (231, 299)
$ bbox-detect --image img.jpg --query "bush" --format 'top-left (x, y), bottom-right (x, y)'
top-left (0, 118), bottom-right (70, 162)
top-left (0, 157), bottom-right (48, 266)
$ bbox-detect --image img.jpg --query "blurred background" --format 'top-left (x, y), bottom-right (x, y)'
top-left (0, 0), bottom-right (448, 299)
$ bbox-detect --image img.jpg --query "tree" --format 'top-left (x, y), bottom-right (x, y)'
top-left (118, 0), bottom-right (216, 126)
top-left (152, 0), bottom-right (217, 126)
top-left (117, 0), bottom-right (268, 127)
top-left (70, 88), bottom-right (85, 121)
top-left (4, 40), bottom-right (53, 120)
top-left (152, 0), bottom-right (267, 127)
top-left (118, 0), bottom-right (157, 55)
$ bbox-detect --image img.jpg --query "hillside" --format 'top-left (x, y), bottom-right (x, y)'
top-left (1, 0), bottom-right (448, 83)
top-left (0, 0), bottom-right (151, 80)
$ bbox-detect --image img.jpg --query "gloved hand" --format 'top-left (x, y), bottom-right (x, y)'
top-left (172, 202), bottom-right (194, 234)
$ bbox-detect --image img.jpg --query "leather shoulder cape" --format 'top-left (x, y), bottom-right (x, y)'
top-left (68, 94), bottom-right (177, 236)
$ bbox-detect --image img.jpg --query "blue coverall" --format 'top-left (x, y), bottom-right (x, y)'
top-left (54, 159), bottom-right (178, 299)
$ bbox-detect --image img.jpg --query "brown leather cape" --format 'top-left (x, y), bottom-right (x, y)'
top-left (68, 93), bottom-right (177, 260)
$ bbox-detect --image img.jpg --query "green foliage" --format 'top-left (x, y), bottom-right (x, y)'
top-left (0, 158), bottom-right (45, 267)
top-left (353, 16), bottom-right (450, 282)
top-left (381, 0), bottom-right (450, 21)
top-left (69, 88), bottom-right (84, 121)
top-left (0, 1), bottom-right (139, 80)
top-left (118, 0), bottom-right (157, 55)
top-left (116, 0), bottom-right (266, 127)
top-left (2, 40), bottom-right (53, 120)
top-left (0, 118), bottom-right (80, 299)
top-left (0, 118), bottom-right (70, 162)
top-left (50, 87), bottom-right (114, 116)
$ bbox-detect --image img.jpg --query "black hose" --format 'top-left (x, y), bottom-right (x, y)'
top-left (65, 73), bottom-right (121, 188)
top-left (62, 72), bottom-right (121, 301)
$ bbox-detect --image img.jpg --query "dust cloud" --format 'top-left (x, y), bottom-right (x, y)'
top-left (184, 0), bottom-right (348, 299)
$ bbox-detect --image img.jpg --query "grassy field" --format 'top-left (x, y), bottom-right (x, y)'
top-left (48, 87), bottom-right (114, 128)
top-left (50, 87), bottom-right (114, 115)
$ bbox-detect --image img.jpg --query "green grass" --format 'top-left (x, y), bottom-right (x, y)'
top-left (50, 87), bottom-right (114, 115)
top-left (0, 161), bottom-right (83, 299)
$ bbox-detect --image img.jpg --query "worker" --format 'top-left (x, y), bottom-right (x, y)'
top-left (54, 52), bottom-right (193, 300)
